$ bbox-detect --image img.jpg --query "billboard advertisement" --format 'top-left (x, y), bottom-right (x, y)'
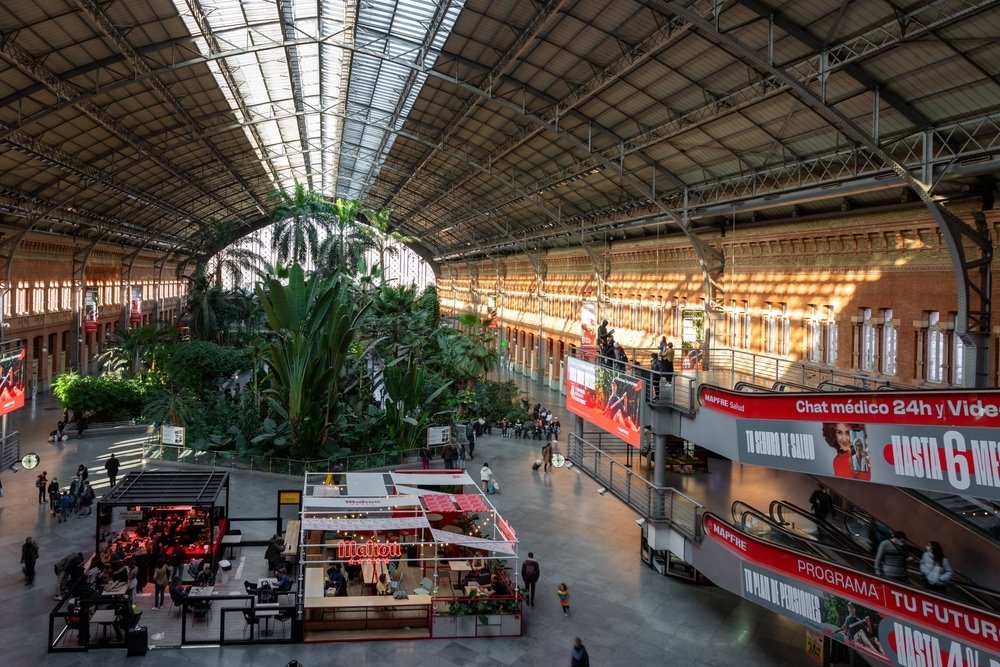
top-left (684, 386), bottom-right (1000, 501)
top-left (0, 343), bottom-right (26, 417)
top-left (703, 514), bottom-right (1000, 666)
top-left (565, 356), bottom-right (644, 447)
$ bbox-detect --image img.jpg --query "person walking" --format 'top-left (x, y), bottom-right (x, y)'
top-left (152, 557), bottom-right (169, 610)
top-left (47, 476), bottom-right (60, 515)
top-left (571, 637), bottom-right (590, 667)
top-left (521, 552), bottom-right (540, 606)
top-left (465, 422), bottom-right (476, 460)
top-left (874, 530), bottom-right (912, 584)
top-left (458, 442), bottom-right (467, 469)
top-left (920, 540), bottom-right (954, 594)
top-left (480, 462), bottom-right (494, 493)
top-left (420, 445), bottom-right (431, 470)
top-left (809, 483), bottom-right (833, 522)
top-left (21, 536), bottom-right (39, 586)
top-left (541, 440), bottom-right (553, 475)
top-left (104, 452), bottom-right (121, 488)
top-left (36, 470), bottom-right (48, 504)
top-left (441, 443), bottom-right (455, 469)
top-left (557, 582), bottom-right (570, 616)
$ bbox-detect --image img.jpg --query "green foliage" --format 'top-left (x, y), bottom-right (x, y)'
top-left (465, 380), bottom-right (521, 422)
top-left (257, 262), bottom-right (369, 459)
top-left (51, 372), bottom-right (150, 421)
top-left (151, 340), bottom-right (248, 395)
top-left (382, 360), bottom-right (452, 452)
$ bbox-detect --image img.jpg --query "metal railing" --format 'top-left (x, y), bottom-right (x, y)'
top-left (566, 432), bottom-right (703, 539)
top-left (704, 348), bottom-right (899, 390)
top-left (143, 438), bottom-right (439, 477)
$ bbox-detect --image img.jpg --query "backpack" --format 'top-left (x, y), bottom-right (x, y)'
top-left (523, 560), bottom-right (539, 581)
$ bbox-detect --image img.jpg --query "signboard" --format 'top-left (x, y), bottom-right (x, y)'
top-left (684, 386), bottom-right (1000, 502)
top-left (581, 300), bottom-right (597, 346)
top-left (278, 491), bottom-right (302, 505)
top-left (565, 356), bottom-right (644, 447)
top-left (0, 343), bottom-right (26, 417)
top-left (427, 426), bottom-right (450, 446)
top-left (129, 285), bottom-right (142, 324)
top-left (119, 510), bottom-right (143, 521)
top-left (84, 288), bottom-right (99, 333)
top-left (161, 425), bottom-right (185, 446)
top-left (703, 514), bottom-right (1000, 666)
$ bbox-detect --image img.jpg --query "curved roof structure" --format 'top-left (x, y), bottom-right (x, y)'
top-left (0, 0), bottom-right (997, 263)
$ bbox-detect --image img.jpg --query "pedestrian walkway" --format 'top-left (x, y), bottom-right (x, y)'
top-left (0, 389), bottom-right (809, 666)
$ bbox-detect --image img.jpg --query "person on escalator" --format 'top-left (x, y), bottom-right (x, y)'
top-left (920, 540), bottom-right (954, 594)
top-left (821, 422), bottom-right (871, 481)
top-left (808, 483), bottom-right (833, 522)
top-left (874, 530), bottom-right (912, 584)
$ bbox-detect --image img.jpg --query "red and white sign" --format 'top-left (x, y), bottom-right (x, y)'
top-left (0, 345), bottom-right (25, 417)
top-left (565, 356), bottom-right (644, 447)
top-left (692, 386), bottom-right (1000, 501)
top-left (704, 514), bottom-right (1000, 657)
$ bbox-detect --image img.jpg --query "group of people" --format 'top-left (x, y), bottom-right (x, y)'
top-left (41, 464), bottom-right (97, 521)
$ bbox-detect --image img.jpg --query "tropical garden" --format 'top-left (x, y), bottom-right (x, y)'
top-left (51, 185), bottom-right (527, 467)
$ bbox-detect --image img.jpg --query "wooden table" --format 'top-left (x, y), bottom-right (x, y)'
top-left (91, 608), bottom-right (117, 641)
top-left (102, 582), bottom-right (127, 597)
top-left (254, 602), bottom-right (282, 636)
top-left (448, 560), bottom-right (472, 572)
top-left (424, 513), bottom-right (443, 523)
top-left (221, 533), bottom-right (242, 558)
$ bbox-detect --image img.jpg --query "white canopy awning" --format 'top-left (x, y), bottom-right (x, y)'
top-left (345, 472), bottom-right (390, 496)
top-left (429, 527), bottom-right (516, 555)
top-left (390, 471), bottom-right (474, 486)
top-left (394, 484), bottom-right (447, 497)
top-left (303, 516), bottom-right (430, 531)
top-left (303, 496), bottom-right (424, 510)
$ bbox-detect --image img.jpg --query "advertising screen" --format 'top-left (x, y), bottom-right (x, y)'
top-left (565, 356), bottom-right (644, 447)
top-left (0, 342), bottom-right (26, 417)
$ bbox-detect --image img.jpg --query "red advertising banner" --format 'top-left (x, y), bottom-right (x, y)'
top-left (565, 356), bottom-right (644, 447)
top-left (704, 514), bottom-right (1000, 664)
top-left (0, 344), bottom-right (26, 417)
top-left (693, 386), bottom-right (1000, 501)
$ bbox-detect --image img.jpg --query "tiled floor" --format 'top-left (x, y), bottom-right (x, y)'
top-left (0, 381), bottom-right (817, 666)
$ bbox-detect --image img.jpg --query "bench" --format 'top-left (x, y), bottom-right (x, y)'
top-left (81, 421), bottom-right (152, 438)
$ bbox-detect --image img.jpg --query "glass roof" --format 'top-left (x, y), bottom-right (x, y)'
top-left (172, 0), bottom-right (463, 199)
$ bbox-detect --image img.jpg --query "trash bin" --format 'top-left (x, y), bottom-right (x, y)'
top-left (126, 626), bottom-right (148, 656)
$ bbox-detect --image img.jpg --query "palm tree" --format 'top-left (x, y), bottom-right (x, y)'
top-left (256, 263), bottom-right (370, 458)
top-left (316, 197), bottom-right (371, 275)
top-left (208, 238), bottom-right (265, 289)
top-left (359, 206), bottom-right (417, 283)
top-left (268, 181), bottom-right (331, 266)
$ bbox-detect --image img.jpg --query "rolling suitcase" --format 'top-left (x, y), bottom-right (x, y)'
top-left (126, 626), bottom-right (148, 656)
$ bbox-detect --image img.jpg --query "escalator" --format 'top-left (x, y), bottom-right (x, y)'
top-left (742, 499), bottom-right (1000, 614)
top-left (698, 503), bottom-right (1000, 666)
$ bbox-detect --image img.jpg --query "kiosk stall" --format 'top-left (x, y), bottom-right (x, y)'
top-left (297, 469), bottom-right (521, 641)
top-left (94, 471), bottom-right (231, 577)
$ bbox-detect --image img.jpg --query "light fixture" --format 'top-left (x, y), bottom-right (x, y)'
top-left (597, 487), bottom-right (607, 496)
top-left (635, 518), bottom-right (646, 526)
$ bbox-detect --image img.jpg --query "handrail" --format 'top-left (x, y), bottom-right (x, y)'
top-left (567, 432), bottom-right (703, 539)
top-left (733, 381), bottom-right (775, 392)
top-left (768, 499), bottom-right (861, 552)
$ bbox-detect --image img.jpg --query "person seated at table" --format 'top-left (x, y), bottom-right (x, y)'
top-left (112, 601), bottom-right (135, 641)
top-left (375, 573), bottom-right (392, 596)
top-left (195, 562), bottom-right (215, 587)
top-left (169, 575), bottom-right (189, 601)
top-left (187, 556), bottom-right (205, 580)
top-left (325, 564), bottom-right (348, 597)
top-left (345, 561), bottom-right (362, 583)
top-left (470, 556), bottom-right (485, 577)
top-left (275, 568), bottom-right (292, 592)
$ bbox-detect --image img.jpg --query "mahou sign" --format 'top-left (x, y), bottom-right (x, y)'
top-left (337, 540), bottom-right (402, 564)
